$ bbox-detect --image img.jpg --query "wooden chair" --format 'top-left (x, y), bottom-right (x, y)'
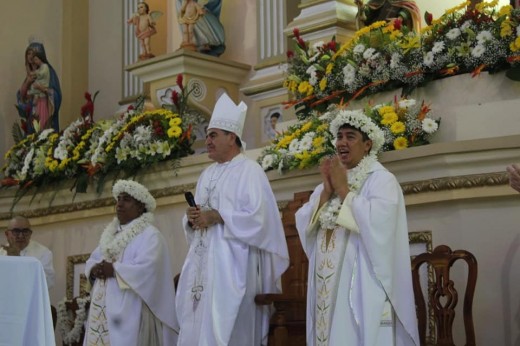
top-left (255, 191), bottom-right (312, 346)
top-left (411, 245), bottom-right (478, 346)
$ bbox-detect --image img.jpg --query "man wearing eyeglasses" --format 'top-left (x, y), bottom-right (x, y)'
top-left (1, 215), bottom-right (55, 289)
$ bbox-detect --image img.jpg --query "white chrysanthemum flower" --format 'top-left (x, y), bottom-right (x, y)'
top-left (423, 52), bottom-right (435, 67)
top-left (476, 30), bottom-right (493, 44)
top-left (471, 44), bottom-right (486, 58)
top-left (353, 44), bottom-right (366, 54)
top-left (363, 48), bottom-right (378, 60)
top-left (390, 53), bottom-right (401, 69)
top-left (288, 138), bottom-right (300, 153)
top-left (432, 41), bottom-right (445, 54)
top-left (342, 64), bottom-right (357, 85)
top-left (262, 154), bottom-right (275, 170)
top-left (422, 118), bottom-right (438, 134)
top-left (299, 135), bottom-right (314, 151)
top-left (398, 99), bottom-right (416, 108)
top-left (309, 52), bottom-right (320, 63)
top-left (446, 28), bottom-right (461, 40)
top-left (306, 65), bottom-right (318, 85)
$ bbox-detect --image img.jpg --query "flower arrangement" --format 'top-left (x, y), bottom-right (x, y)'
top-left (258, 115), bottom-right (335, 173)
top-left (284, 0), bottom-right (520, 117)
top-left (1, 74), bottom-right (203, 202)
top-left (57, 295), bottom-right (90, 345)
top-left (258, 97), bottom-right (439, 173)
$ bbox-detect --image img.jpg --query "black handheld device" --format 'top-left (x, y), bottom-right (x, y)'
top-left (184, 191), bottom-right (196, 207)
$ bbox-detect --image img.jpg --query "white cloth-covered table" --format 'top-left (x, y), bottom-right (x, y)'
top-left (0, 256), bottom-right (55, 346)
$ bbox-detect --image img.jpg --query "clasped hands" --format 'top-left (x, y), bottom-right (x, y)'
top-left (90, 260), bottom-right (115, 280)
top-left (186, 206), bottom-right (223, 230)
top-left (320, 156), bottom-right (350, 205)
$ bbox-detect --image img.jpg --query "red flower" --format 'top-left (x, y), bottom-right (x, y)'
top-left (172, 90), bottom-right (180, 108)
top-left (127, 105), bottom-right (134, 111)
top-left (327, 40), bottom-right (337, 52)
top-left (176, 74), bottom-right (184, 91)
top-left (286, 50), bottom-right (294, 59)
top-left (293, 28), bottom-right (300, 39)
top-left (393, 18), bottom-right (402, 31)
top-left (424, 11), bottom-right (433, 26)
top-left (81, 92), bottom-right (94, 120)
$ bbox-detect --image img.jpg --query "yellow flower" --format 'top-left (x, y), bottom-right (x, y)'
top-left (312, 136), bottom-right (325, 147)
top-left (378, 106), bottom-right (395, 115)
top-left (381, 112), bottom-right (398, 125)
top-left (326, 63), bottom-right (334, 75)
top-left (319, 78), bottom-right (327, 91)
top-left (169, 117), bottom-right (182, 126)
top-left (499, 4), bottom-right (512, 16)
top-left (390, 121), bottom-right (406, 134)
top-left (276, 135), bottom-right (294, 149)
top-left (394, 137), bottom-right (408, 150)
top-left (301, 121), bottom-right (313, 133)
top-left (167, 126), bottom-right (182, 138)
top-left (501, 20), bottom-right (512, 37)
top-left (298, 81), bottom-right (314, 96)
top-left (511, 37), bottom-right (520, 52)
top-left (398, 36), bottom-right (420, 53)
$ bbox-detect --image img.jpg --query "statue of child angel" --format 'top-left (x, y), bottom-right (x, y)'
top-left (127, 2), bottom-right (163, 60)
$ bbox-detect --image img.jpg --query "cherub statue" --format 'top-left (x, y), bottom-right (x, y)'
top-left (127, 2), bottom-right (163, 60)
top-left (176, 0), bottom-right (225, 57)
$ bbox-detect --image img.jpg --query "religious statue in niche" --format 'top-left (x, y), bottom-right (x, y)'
top-left (176, 0), bottom-right (226, 57)
top-left (355, 0), bottom-right (421, 31)
top-left (15, 40), bottom-right (62, 136)
top-left (127, 2), bottom-right (163, 60)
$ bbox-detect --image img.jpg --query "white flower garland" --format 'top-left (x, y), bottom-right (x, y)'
top-left (328, 108), bottom-right (385, 154)
top-left (319, 154), bottom-right (377, 230)
top-left (99, 212), bottom-right (153, 261)
top-left (112, 180), bottom-right (156, 212)
top-left (57, 295), bottom-right (90, 345)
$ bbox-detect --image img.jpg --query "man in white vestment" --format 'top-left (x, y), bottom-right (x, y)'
top-left (1, 215), bottom-right (55, 290)
top-left (84, 179), bottom-right (178, 345)
top-left (176, 93), bottom-right (290, 346)
top-left (295, 108), bottom-right (420, 346)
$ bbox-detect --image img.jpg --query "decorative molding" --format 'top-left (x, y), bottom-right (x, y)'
top-left (0, 171), bottom-right (509, 220)
top-left (0, 183), bottom-right (196, 221)
top-left (401, 171), bottom-right (508, 195)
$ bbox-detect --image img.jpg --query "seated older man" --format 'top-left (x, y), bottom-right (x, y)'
top-left (1, 215), bottom-right (55, 290)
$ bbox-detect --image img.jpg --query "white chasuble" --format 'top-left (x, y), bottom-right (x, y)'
top-left (84, 223), bottom-right (178, 346)
top-left (296, 161), bottom-right (419, 346)
top-left (176, 154), bottom-right (289, 346)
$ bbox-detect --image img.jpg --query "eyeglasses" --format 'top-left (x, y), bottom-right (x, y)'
top-left (8, 228), bottom-right (32, 237)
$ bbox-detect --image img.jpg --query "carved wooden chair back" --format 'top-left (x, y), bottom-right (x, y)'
top-left (411, 245), bottom-right (478, 346)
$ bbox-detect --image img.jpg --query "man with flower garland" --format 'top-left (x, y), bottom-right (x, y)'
top-left (295, 108), bottom-right (419, 345)
top-left (177, 93), bottom-right (289, 345)
top-left (84, 179), bottom-right (178, 345)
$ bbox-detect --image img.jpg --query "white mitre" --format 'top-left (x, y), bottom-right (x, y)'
top-left (208, 93), bottom-right (247, 139)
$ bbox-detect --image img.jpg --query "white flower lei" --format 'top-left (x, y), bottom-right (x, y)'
top-left (57, 295), bottom-right (90, 344)
top-left (319, 154), bottom-right (377, 230)
top-left (99, 212), bottom-right (153, 261)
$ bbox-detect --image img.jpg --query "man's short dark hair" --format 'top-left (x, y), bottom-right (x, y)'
top-left (223, 129), bottom-right (242, 148)
top-left (339, 124), bottom-right (370, 141)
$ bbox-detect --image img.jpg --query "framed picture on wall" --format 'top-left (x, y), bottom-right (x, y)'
top-left (261, 106), bottom-right (283, 143)
top-left (66, 253), bottom-right (91, 300)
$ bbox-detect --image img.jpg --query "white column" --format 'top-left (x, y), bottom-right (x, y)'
top-left (258, 0), bottom-right (287, 61)
top-left (123, 0), bottom-right (143, 98)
